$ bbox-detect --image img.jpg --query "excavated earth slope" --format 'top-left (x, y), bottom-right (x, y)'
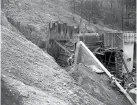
top-left (68, 64), bottom-right (131, 105)
top-left (2, 0), bottom-right (86, 47)
top-left (1, 0), bottom-right (133, 105)
top-left (1, 16), bottom-right (132, 105)
top-left (2, 25), bottom-right (106, 105)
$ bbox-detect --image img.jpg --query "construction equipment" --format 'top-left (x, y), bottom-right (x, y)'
top-left (47, 21), bottom-right (136, 80)
top-left (47, 21), bottom-right (102, 67)
top-left (73, 41), bottom-right (136, 105)
top-left (46, 21), bottom-right (136, 104)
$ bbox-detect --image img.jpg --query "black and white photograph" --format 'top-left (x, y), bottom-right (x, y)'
top-left (1, 0), bottom-right (136, 105)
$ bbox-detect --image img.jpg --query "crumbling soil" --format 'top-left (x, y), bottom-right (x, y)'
top-left (1, 0), bottom-right (134, 105)
top-left (2, 0), bottom-right (85, 47)
top-left (1, 26), bottom-right (105, 105)
top-left (2, 75), bottom-right (69, 105)
top-left (68, 64), bottom-right (131, 105)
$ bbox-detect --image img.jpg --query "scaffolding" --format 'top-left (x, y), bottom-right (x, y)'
top-left (73, 41), bottom-right (136, 105)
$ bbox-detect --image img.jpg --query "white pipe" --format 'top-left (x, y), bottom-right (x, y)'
top-left (79, 41), bottom-right (136, 105)
top-left (80, 41), bottom-right (112, 78)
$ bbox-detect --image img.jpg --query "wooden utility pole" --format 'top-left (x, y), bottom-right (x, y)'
top-left (80, 0), bottom-right (83, 18)
top-left (110, 0), bottom-right (113, 10)
top-left (73, 0), bottom-right (76, 13)
top-left (74, 42), bottom-right (81, 70)
top-left (121, 0), bottom-right (124, 30)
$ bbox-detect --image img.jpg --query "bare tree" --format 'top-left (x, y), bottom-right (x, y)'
top-left (73, 0), bottom-right (76, 13)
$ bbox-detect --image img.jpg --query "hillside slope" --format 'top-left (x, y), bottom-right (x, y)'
top-left (2, 24), bottom-right (105, 105)
top-left (2, 0), bottom-right (117, 45)
top-left (2, 0), bottom-right (86, 46)
top-left (1, 0), bottom-right (132, 105)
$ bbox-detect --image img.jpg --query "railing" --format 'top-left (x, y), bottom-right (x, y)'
top-left (123, 32), bottom-right (136, 43)
top-left (104, 32), bottom-right (136, 49)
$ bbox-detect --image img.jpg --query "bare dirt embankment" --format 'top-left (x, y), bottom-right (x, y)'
top-left (68, 64), bottom-right (131, 105)
top-left (1, 0), bottom-right (132, 105)
top-left (2, 24), bottom-right (105, 105)
top-left (1, 4), bottom-right (105, 104)
top-left (2, 0), bottom-right (85, 47)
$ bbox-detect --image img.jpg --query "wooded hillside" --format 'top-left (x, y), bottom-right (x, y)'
top-left (70, 0), bottom-right (136, 31)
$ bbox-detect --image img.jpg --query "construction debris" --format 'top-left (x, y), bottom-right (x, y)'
top-left (73, 41), bottom-right (136, 105)
top-left (1, 0), bottom-right (136, 105)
